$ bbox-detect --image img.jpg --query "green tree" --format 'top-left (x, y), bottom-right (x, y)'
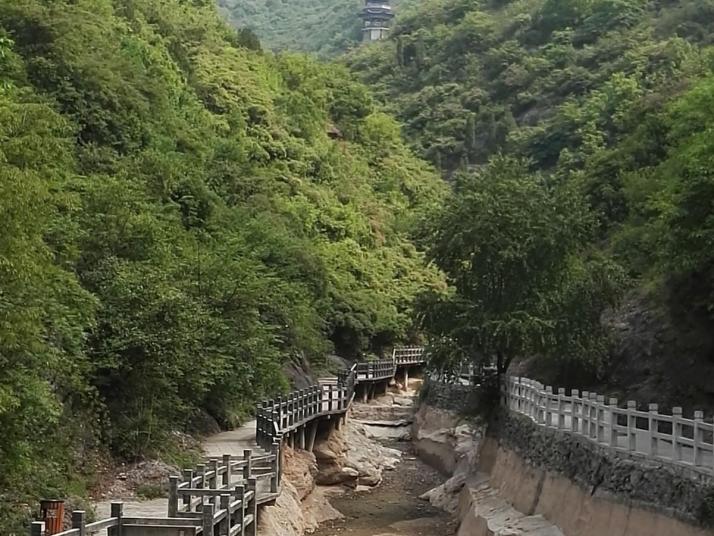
top-left (419, 157), bottom-right (624, 375)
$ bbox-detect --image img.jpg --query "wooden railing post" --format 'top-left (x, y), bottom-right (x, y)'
top-left (220, 494), bottom-right (231, 536)
top-left (168, 475), bottom-right (179, 517)
top-left (209, 459), bottom-right (219, 505)
top-left (271, 410), bottom-right (279, 440)
top-left (235, 484), bottom-right (246, 536)
top-left (203, 500), bottom-right (215, 536)
top-left (223, 454), bottom-right (232, 487)
top-left (182, 469), bottom-right (194, 511)
top-left (271, 441), bottom-right (280, 493)
top-left (109, 502), bottom-right (123, 536)
top-left (246, 478), bottom-right (258, 536)
top-left (197, 463), bottom-right (207, 491)
top-left (72, 510), bottom-right (86, 536)
top-left (243, 449), bottom-right (252, 481)
top-left (276, 396), bottom-right (284, 430)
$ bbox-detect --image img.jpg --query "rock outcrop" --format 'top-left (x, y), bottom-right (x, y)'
top-left (258, 447), bottom-right (344, 536)
top-left (314, 419), bottom-right (401, 487)
top-left (414, 405), bottom-right (484, 513)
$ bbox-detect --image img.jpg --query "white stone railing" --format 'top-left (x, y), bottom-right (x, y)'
top-left (504, 376), bottom-right (714, 475)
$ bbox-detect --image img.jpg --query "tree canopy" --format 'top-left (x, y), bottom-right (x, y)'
top-left (419, 157), bottom-right (624, 375)
top-left (347, 0), bottom-right (714, 385)
top-left (0, 0), bottom-right (443, 529)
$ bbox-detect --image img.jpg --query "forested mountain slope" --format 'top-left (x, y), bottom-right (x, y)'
top-left (0, 0), bottom-right (443, 529)
top-left (217, 0), bottom-right (363, 57)
top-left (348, 0), bottom-right (714, 405)
top-left (217, 0), bottom-right (415, 57)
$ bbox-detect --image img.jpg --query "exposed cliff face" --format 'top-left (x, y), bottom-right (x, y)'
top-left (520, 292), bottom-right (714, 413)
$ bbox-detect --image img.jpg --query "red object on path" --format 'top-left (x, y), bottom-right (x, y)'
top-left (40, 499), bottom-right (65, 535)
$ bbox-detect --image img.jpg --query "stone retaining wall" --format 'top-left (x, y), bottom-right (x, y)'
top-left (420, 377), bottom-right (481, 414)
top-left (493, 409), bottom-right (714, 528)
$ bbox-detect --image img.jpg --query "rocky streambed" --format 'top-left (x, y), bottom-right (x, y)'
top-left (312, 442), bottom-right (456, 536)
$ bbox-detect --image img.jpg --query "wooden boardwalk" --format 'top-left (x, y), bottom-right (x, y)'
top-left (33, 347), bottom-right (426, 536)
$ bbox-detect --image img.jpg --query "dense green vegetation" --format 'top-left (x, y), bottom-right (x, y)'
top-left (347, 0), bottom-right (714, 382)
top-left (217, 0), bottom-right (415, 57)
top-left (0, 0), bottom-right (443, 529)
top-left (419, 156), bottom-right (625, 377)
top-left (217, 0), bottom-right (364, 57)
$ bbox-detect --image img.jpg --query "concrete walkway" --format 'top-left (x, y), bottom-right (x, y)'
top-left (94, 421), bottom-right (260, 527)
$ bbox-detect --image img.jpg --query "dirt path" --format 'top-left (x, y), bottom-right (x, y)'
top-left (94, 420), bottom-right (260, 522)
top-left (312, 443), bottom-right (456, 536)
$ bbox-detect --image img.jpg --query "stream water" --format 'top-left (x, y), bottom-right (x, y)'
top-left (312, 443), bottom-right (457, 536)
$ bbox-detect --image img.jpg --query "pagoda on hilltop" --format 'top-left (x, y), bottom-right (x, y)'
top-left (360, 0), bottom-right (395, 42)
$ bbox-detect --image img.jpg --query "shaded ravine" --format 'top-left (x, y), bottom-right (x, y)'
top-left (312, 442), bottom-right (456, 536)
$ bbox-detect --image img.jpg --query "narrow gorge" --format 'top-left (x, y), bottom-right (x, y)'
top-left (259, 375), bottom-right (714, 536)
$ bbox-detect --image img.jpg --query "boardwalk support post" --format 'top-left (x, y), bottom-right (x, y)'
top-left (307, 422), bottom-right (318, 452)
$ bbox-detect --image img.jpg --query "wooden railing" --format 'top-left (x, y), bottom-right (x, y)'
top-left (355, 359), bottom-right (396, 381)
top-left (256, 349), bottom-right (428, 448)
top-left (505, 376), bottom-right (714, 476)
top-left (31, 348), bottom-right (426, 536)
top-left (393, 346), bottom-right (424, 365)
top-left (36, 449), bottom-right (280, 536)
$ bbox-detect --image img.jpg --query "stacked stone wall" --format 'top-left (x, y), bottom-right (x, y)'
top-left (493, 409), bottom-right (714, 528)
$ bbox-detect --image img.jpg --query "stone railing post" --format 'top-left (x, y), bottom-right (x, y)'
top-left (571, 390), bottom-right (580, 433)
top-left (557, 388), bottom-right (566, 429)
top-left (581, 391), bottom-right (590, 436)
top-left (694, 410), bottom-right (704, 466)
top-left (596, 395), bottom-right (605, 442)
top-left (627, 401), bottom-right (637, 451)
top-left (544, 386), bottom-right (553, 427)
top-left (607, 398), bottom-right (618, 447)
top-left (672, 407), bottom-right (683, 462)
top-left (648, 403), bottom-right (659, 456)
